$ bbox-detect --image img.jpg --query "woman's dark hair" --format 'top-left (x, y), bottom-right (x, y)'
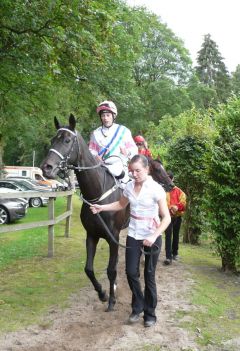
top-left (129, 154), bottom-right (149, 168)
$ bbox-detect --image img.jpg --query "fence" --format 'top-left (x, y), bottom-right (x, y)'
top-left (0, 190), bottom-right (74, 257)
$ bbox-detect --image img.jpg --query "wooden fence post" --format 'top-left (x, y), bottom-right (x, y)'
top-left (65, 194), bottom-right (72, 237)
top-left (48, 197), bottom-right (55, 257)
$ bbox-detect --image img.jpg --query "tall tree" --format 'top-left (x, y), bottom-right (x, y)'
top-left (195, 34), bottom-right (231, 103)
top-left (231, 64), bottom-right (240, 96)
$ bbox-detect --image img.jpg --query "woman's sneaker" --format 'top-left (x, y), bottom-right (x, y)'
top-left (128, 313), bottom-right (140, 324)
top-left (163, 258), bottom-right (172, 265)
top-left (144, 319), bottom-right (156, 327)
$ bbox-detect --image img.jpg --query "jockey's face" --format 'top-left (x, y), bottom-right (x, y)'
top-left (100, 112), bottom-right (114, 128)
top-left (129, 160), bottom-right (149, 184)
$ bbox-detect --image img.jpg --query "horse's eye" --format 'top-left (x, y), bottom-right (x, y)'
top-left (65, 138), bottom-right (71, 144)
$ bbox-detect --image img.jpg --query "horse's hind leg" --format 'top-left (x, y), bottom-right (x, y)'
top-left (84, 235), bottom-right (108, 302)
top-left (106, 242), bottom-right (119, 312)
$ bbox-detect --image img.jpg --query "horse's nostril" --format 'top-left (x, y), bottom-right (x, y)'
top-left (42, 164), bottom-right (52, 171)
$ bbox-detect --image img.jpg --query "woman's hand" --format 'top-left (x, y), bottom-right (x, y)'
top-left (143, 234), bottom-right (157, 247)
top-left (90, 204), bottom-right (103, 214)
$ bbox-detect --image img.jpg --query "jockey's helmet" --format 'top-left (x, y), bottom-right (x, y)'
top-left (96, 101), bottom-right (118, 118)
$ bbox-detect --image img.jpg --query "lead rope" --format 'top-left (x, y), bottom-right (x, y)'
top-left (80, 194), bottom-right (130, 249)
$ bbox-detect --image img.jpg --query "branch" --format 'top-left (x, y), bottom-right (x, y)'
top-left (0, 19), bottom-right (55, 35)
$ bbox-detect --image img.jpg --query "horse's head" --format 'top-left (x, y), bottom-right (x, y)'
top-left (41, 114), bottom-right (79, 179)
top-left (148, 158), bottom-right (174, 192)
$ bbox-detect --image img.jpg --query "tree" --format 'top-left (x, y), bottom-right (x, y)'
top-left (145, 108), bottom-right (215, 244)
top-left (195, 34), bottom-right (231, 103)
top-left (231, 64), bottom-right (240, 96)
top-left (205, 98), bottom-right (240, 272)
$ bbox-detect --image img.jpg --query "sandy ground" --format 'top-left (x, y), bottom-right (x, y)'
top-left (0, 231), bottom-right (204, 351)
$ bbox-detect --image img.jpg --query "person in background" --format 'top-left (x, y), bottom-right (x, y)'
top-left (90, 154), bottom-right (171, 328)
top-left (89, 101), bottom-right (138, 183)
top-left (164, 171), bottom-right (187, 265)
top-left (134, 135), bottom-right (152, 158)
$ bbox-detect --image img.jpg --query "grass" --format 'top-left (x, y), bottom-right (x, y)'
top-left (179, 243), bottom-right (240, 349)
top-left (0, 194), bottom-right (109, 333)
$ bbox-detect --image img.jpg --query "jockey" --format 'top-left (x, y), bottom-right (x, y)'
top-left (134, 135), bottom-right (152, 158)
top-left (89, 100), bottom-right (138, 183)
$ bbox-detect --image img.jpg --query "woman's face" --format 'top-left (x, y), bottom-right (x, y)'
top-left (129, 160), bottom-right (149, 184)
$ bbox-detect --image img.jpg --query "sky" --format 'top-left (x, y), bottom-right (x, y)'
top-left (126, 0), bottom-right (240, 72)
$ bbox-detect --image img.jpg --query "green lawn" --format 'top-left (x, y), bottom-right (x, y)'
top-left (179, 243), bottom-right (240, 348)
top-left (0, 194), bottom-right (109, 332)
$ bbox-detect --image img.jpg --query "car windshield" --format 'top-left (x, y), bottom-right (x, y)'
top-left (13, 183), bottom-right (29, 190)
top-left (14, 181), bottom-right (34, 189)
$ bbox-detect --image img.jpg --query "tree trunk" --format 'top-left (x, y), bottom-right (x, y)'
top-left (0, 133), bottom-right (5, 173)
top-left (221, 252), bottom-right (237, 273)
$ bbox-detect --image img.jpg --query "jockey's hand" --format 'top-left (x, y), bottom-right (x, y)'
top-left (170, 205), bottom-right (178, 215)
top-left (120, 147), bottom-right (128, 156)
top-left (95, 155), bottom-right (103, 162)
top-left (90, 204), bottom-right (102, 214)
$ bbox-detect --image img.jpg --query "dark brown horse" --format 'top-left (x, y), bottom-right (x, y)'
top-left (41, 114), bottom-right (173, 311)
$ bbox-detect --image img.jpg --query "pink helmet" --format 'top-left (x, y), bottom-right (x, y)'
top-left (134, 135), bottom-right (145, 143)
top-left (96, 101), bottom-right (118, 117)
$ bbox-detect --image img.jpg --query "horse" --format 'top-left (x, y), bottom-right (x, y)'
top-left (148, 158), bottom-right (174, 192)
top-left (41, 114), bottom-right (173, 311)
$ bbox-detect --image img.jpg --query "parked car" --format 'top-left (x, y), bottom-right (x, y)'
top-left (0, 180), bottom-right (49, 208)
top-left (6, 176), bottom-right (52, 190)
top-left (0, 189), bottom-right (28, 224)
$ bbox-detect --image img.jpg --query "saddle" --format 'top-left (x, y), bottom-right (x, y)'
top-left (103, 156), bottom-right (130, 186)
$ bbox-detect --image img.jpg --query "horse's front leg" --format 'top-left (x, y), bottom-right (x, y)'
top-left (84, 235), bottom-right (108, 303)
top-left (106, 241), bottom-right (119, 312)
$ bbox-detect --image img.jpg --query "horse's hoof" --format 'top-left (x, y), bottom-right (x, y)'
top-left (105, 304), bottom-right (114, 312)
top-left (98, 290), bottom-right (108, 302)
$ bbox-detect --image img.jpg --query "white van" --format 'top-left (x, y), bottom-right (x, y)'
top-left (3, 166), bottom-right (67, 190)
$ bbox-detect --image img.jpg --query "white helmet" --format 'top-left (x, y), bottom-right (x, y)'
top-left (96, 101), bottom-right (118, 117)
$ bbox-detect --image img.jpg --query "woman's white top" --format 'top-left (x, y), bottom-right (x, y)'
top-left (123, 175), bottom-right (166, 240)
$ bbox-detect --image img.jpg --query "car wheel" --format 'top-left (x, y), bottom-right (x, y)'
top-left (29, 197), bottom-right (42, 208)
top-left (0, 206), bottom-right (9, 224)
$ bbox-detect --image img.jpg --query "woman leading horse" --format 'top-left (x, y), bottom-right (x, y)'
top-left (41, 114), bottom-right (173, 312)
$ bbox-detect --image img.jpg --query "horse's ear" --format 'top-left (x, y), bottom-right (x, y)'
top-left (69, 113), bottom-right (76, 131)
top-left (54, 116), bottom-right (61, 130)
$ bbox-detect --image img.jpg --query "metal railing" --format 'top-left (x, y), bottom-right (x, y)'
top-left (0, 190), bottom-right (74, 257)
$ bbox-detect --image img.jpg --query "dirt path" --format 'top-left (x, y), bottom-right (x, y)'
top-left (0, 231), bottom-right (199, 351)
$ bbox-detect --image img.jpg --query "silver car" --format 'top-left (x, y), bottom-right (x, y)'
top-left (0, 180), bottom-right (49, 208)
top-left (0, 189), bottom-right (28, 224)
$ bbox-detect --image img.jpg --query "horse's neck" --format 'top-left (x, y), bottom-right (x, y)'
top-left (74, 135), bottom-right (112, 199)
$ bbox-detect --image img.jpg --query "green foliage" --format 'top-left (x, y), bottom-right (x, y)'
top-left (145, 108), bottom-right (216, 244)
top-left (0, 0), bottom-right (195, 165)
top-left (231, 64), bottom-right (240, 96)
top-left (205, 97), bottom-right (240, 272)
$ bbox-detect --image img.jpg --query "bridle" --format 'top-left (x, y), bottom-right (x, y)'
top-left (50, 128), bottom-right (102, 173)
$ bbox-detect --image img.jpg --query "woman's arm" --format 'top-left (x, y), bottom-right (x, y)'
top-left (143, 197), bottom-right (171, 247)
top-left (90, 195), bottom-right (129, 214)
